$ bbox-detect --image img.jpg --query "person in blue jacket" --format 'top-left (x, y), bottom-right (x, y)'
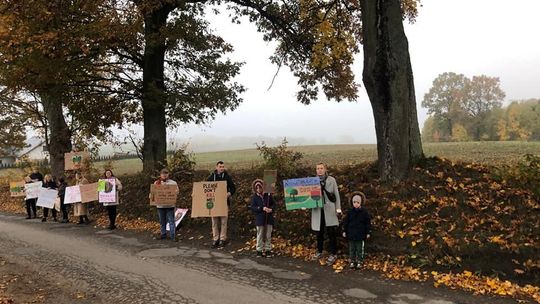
top-left (342, 191), bottom-right (371, 269)
top-left (250, 179), bottom-right (275, 258)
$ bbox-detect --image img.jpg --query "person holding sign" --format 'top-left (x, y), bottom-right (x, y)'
top-left (311, 163), bottom-right (341, 266)
top-left (41, 174), bottom-right (58, 222)
top-left (150, 169), bottom-right (179, 241)
top-left (206, 161), bottom-right (236, 248)
top-left (24, 176), bottom-right (37, 219)
top-left (250, 179), bottom-right (275, 258)
top-left (103, 169), bottom-right (123, 230)
top-left (74, 172), bottom-right (90, 224)
top-left (57, 177), bottom-right (69, 223)
top-left (29, 167), bottom-right (44, 183)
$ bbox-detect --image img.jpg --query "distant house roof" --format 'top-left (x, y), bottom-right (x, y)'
top-left (17, 137), bottom-right (45, 158)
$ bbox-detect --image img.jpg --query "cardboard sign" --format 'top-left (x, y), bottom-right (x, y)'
top-left (64, 151), bottom-right (90, 171)
top-left (24, 182), bottom-right (42, 199)
top-left (80, 183), bottom-right (99, 203)
top-left (166, 208), bottom-right (189, 231)
top-left (150, 184), bottom-right (178, 207)
top-left (263, 170), bottom-right (278, 194)
top-left (191, 181), bottom-right (228, 217)
top-left (98, 179), bottom-right (116, 204)
top-left (283, 177), bottom-right (322, 210)
top-left (64, 185), bottom-right (82, 204)
top-left (37, 188), bottom-right (58, 209)
top-left (9, 181), bottom-right (25, 197)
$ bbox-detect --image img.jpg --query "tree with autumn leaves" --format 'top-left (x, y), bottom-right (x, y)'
top-left (1, 0), bottom-right (424, 182)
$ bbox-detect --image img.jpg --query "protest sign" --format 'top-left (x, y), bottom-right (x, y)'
top-left (150, 184), bottom-right (178, 207)
top-left (37, 188), bottom-right (58, 209)
top-left (191, 181), bottom-right (227, 217)
top-left (283, 177), bottom-right (322, 210)
top-left (98, 179), bottom-right (116, 204)
top-left (9, 181), bottom-right (25, 197)
top-left (80, 182), bottom-right (99, 203)
top-left (24, 182), bottom-right (42, 199)
top-left (64, 185), bottom-right (81, 204)
top-left (64, 151), bottom-right (90, 171)
top-left (263, 170), bottom-right (278, 194)
top-left (166, 208), bottom-right (189, 231)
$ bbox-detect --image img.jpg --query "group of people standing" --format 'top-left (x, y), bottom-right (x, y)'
top-left (161, 161), bottom-right (371, 268)
top-left (22, 168), bottom-right (122, 230)
top-left (22, 161), bottom-right (371, 268)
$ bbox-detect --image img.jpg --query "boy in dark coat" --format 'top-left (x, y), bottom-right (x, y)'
top-left (342, 192), bottom-right (371, 269)
top-left (250, 179), bottom-right (275, 258)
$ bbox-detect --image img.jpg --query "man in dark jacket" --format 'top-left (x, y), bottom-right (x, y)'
top-left (207, 161), bottom-right (236, 248)
top-left (30, 167), bottom-right (44, 182)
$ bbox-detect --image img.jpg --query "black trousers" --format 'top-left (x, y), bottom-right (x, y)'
top-left (317, 208), bottom-right (337, 255)
top-left (60, 199), bottom-right (69, 220)
top-left (43, 208), bottom-right (57, 219)
top-left (106, 205), bottom-right (117, 227)
top-left (25, 199), bottom-right (37, 218)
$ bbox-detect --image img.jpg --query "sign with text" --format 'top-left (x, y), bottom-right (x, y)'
top-left (80, 182), bottom-right (99, 203)
top-left (263, 170), bottom-right (278, 194)
top-left (98, 179), bottom-right (116, 204)
top-left (24, 182), bottom-right (42, 199)
top-left (64, 151), bottom-right (90, 171)
top-left (283, 177), bottom-right (322, 210)
top-left (166, 208), bottom-right (189, 231)
top-left (64, 185), bottom-right (81, 204)
top-left (37, 188), bottom-right (58, 209)
top-left (191, 181), bottom-right (227, 217)
top-left (150, 184), bottom-right (178, 207)
top-left (9, 181), bottom-right (25, 197)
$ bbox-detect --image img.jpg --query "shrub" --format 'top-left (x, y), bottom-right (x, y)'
top-left (493, 154), bottom-right (540, 197)
top-left (167, 146), bottom-right (196, 183)
top-left (256, 138), bottom-right (304, 179)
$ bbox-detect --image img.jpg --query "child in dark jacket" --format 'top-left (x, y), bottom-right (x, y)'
top-left (342, 192), bottom-right (371, 269)
top-left (250, 179), bottom-right (275, 258)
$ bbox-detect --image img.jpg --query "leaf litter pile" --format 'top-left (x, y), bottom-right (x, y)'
top-left (1, 157), bottom-right (538, 302)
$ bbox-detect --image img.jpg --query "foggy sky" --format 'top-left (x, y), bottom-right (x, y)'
top-left (163, 0), bottom-right (540, 148)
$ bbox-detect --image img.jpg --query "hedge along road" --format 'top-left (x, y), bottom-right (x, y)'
top-left (0, 213), bottom-right (516, 304)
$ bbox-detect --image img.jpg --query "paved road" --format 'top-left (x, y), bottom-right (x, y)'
top-left (0, 213), bottom-right (518, 304)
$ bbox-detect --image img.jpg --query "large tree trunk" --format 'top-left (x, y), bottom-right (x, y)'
top-left (41, 90), bottom-right (72, 178)
top-left (360, 0), bottom-right (423, 183)
top-left (140, 5), bottom-right (171, 173)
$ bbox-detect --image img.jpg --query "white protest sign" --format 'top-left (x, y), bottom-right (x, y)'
top-left (37, 188), bottom-right (58, 209)
top-left (64, 185), bottom-right (81, 204)
top-left (24, 182), bottom-right (42, 199)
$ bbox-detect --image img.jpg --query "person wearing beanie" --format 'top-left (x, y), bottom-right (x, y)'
top-left (342, 191), bottom-right (371, 269)
top-left (250, 179), bottom-right (275, 258)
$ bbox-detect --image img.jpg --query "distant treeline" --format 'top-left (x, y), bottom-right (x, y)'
top-left (422, 99), bottom-right (539, 142)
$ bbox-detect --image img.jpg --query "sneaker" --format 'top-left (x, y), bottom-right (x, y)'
top-left (159, 235), bottom-right (167, 240)
top-left (60, 219), bottom-right (69, 224)
top-left (41, 218), bottom-right (47, 222)
top-left (212, 240), bottom-right (220, 248)
top-left (349, 262), bottom-right (356, 269)
top-left (256, 251), bottom-right (263, 258)
top-left (326, 255), bottom-right (337, 266)
top-left (218, 240), bottom-right (226, 248)
top-left (265, 251), bottom-right (273, 258)
top-left (312, 252), bottom-right (323, 261)
top-left (355, 262), bottom-right (362, 269)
